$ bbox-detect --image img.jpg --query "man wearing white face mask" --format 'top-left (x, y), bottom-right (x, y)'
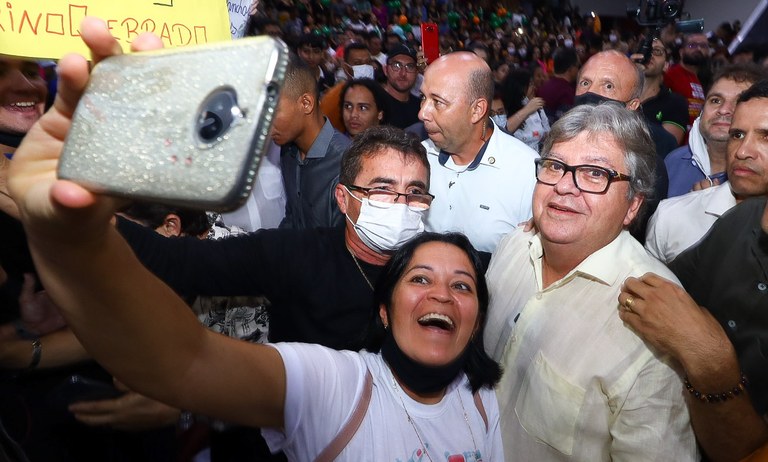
top-left (117, 126), bottom-right (431, 352)
top-left (321, 42), bottom-right (375, 132)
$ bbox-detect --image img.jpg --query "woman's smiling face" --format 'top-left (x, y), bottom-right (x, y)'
top-left (381, 241), bottom-right (480, 367)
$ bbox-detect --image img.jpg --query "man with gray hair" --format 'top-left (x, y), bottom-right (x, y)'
top-left (484, 104), bottom-right (697, 461)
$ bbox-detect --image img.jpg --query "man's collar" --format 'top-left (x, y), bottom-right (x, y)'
top-left (437, 123), bottom-right (494, 171)
top-left (528, 231), bottom-right (629, 288)
top-left (304, 118), bottom-right (336, 160)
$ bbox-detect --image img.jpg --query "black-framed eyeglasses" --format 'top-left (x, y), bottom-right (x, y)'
top-left (388, 61), bottom-right (418, 73)
top-left (344, 184), bottom-right (434, 209)
top-left (650, 47), bottom-right (665, 57)
top-left (534, 158), bottom-right (633, 194)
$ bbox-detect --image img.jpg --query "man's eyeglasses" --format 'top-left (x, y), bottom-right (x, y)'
top-left (344, 184), bottom-right (434, 209)
top-left (534, 158), bottom-right (632, 194)
top-left (685, 42), bottom-right (709, 50)
top-left (388, 61), bottom-right (418, 73)
top-left (650, 47), bottom-right (665, 57)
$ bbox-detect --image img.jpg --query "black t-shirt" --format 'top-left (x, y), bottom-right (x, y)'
top-left (118, 219), bottom-right (382, 351)
top-left (381, 91), bottom-right (422, 129)
top-left (670, 197), bottom-right (768, 415)
top-left (641, 85), bottom-right (689, 135)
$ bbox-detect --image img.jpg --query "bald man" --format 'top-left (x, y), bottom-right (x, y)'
top-left (573, 50), bottom-right (677, 240)
top-left (419, 52), bottom-right (538, 253)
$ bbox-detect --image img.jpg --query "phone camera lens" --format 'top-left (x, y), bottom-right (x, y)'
top-left (199, 111), bottom-right (224, 141)
top-left (196, 88), bottom-right (242, 143)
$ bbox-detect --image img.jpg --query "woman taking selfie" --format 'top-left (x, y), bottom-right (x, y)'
top-left (9, 19), bottom-right (503, 460)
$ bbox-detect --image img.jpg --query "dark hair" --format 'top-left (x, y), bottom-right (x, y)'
top-left (500, 68), bottom-right (533, 125)
top-left (344, 41), bottom-right (371, 62)
top-left (738, 79), bottom-right (768, 103)
top-left (121, 202), bottom-right (211, 237)
top-left (339, 126), bottom-right (428, 187)
top-left (553, 47), bottom-right (579, 74)
top-left (284, 53), bottom-right (319, 100)
top-left (339, 78), bottom-right (388, 125)
top-left (712, 63), bottom-right (767, 89)
top-left (365, 232), bottom-right (502, 392)
top-left (298, 32), bottom-right (326, 50)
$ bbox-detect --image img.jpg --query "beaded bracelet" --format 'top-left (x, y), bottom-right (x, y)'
top-left (684, 373), bottom-right (748, 404)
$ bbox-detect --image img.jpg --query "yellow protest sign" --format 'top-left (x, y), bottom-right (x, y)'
top-left (0, 0), bottom-right (232, 60)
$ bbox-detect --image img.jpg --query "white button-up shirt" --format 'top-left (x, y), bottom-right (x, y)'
top-left (485, 229), bottom-right (698, 461)
top-left (423, 124), bottom-right (538, 253)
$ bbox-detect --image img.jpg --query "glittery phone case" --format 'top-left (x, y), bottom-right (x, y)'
top-left (59, 36), bottom-right (288, 211)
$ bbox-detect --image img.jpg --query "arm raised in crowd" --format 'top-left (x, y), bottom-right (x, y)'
top-left (8, 17), bottom-right (286, 429)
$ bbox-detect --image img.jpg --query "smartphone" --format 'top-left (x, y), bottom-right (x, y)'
top-left (49, 374), bottom-right (124, 409)
top-left (421, 23), bottom-right (439, 65)
top-left (59, 37), bottom-right (289, 211)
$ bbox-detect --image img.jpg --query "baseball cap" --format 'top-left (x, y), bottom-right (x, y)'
top-left (387, 44), bottom-right (417, 63)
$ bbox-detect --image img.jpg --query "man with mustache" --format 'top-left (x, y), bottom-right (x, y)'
top-left (647, 77), bottom-right (768, 263)
top-left (484, 103), bottom-right (697, 461)
top-left (620, 80), bottom-right (768, 461)
top-left (664, 32), bottom-right (709, 132)
top-left (665, 64), bottom-right (765, 197)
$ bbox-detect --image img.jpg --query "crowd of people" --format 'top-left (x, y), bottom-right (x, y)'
top-left (1, 0), bottom-right (768, 461)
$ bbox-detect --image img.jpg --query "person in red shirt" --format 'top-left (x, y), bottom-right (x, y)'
top-left (664, 33), bottom-right (709, 133)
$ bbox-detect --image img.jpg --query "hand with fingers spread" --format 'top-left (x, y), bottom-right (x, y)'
top-left (8, 17), bottom-right (164, 248)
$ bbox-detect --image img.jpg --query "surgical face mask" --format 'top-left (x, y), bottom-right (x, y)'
top-left (346, 191), bottom-right (425, 252)
top-left (519, 47), bottom-right (527, 58)
top-left (609, 34), bottom-right (618, 43)
top-left (352, 64), bottom-right (374, 79)
top-left (507, 46), bottom-right (516, 55)
top-left (574, 91), bottom-right (626, 107)
top-left (491, 113), bottom-right (508, 129)
top-left (564, 39), bottom-right (574, 48)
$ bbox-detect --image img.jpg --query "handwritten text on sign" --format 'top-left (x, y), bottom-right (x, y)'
top-left (0, 1), bottom-right (231, 60)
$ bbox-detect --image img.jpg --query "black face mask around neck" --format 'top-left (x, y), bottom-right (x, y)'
top-left (0, 132), bottom-right (24, 150)
top-left (573, 92), bottom-right (627, 108)
top-left (380, 328), bottom-right (468, 395)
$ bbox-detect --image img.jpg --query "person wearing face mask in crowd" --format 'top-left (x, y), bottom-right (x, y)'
top-left (116, 125), bottom-right (431, 352)
top-left (320, 41), bottom-right (375, 133)
top-left (497, 68), bottom-right (550, 152)
top-left (573, 50), bottom-right (677, 240)
top-left (7, 22), bottom-right (504, 460)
